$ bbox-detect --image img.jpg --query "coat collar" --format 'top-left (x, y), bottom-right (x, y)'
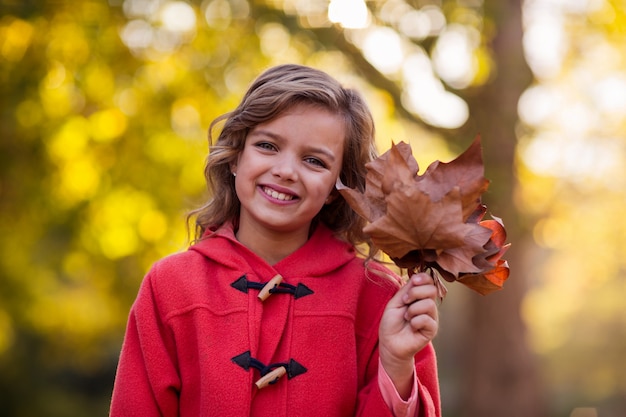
top-left (189, 222), bottom-right (357, 279)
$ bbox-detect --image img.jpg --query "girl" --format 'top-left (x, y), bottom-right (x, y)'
top-left (110, 64), bottom-right (441, 417)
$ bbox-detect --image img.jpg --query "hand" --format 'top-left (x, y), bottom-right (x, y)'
top-left (378, 273), bottom-right (439, 398)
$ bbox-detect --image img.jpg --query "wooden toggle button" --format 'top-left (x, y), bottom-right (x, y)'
top-left (257, 274), bottom-right (283, 301)
top-left (255, 366), bottom-right (287, 389)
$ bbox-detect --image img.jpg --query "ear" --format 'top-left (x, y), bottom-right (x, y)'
top-left (230, 163), bottom-right (237, 177)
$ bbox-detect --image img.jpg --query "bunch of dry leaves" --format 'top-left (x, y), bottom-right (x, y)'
top-left (337, 135), bottom-right (510, 298)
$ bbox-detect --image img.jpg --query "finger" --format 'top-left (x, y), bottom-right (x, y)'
top-left (402, 281), bottom-right (438, 305)
top-left (407, 313), bottom-right (438, 338)
top-left (409, 272), bottom-right (434, 286)
top-left (387, 275), bottom-right (420, 309)
top-left (404, 298), bottom-right (439, 322)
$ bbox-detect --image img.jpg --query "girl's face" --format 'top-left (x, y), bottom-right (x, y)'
top-left (232, 103), bottom-right (345, 243)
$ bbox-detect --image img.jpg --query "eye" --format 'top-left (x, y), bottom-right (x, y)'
top-left (304, 156), bottom-right (327, 168)
top-left (255, 141), bottom-right (277, 151)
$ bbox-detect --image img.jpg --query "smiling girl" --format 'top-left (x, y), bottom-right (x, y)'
top-left (110, 64), bottom-right (441, 417)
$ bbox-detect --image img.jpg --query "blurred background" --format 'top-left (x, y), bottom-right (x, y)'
top-left (1, 0), bottom-right (625, 416)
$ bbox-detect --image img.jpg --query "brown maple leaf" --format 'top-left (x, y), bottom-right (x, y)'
top-left (337, 135), bottom-right (510, 297)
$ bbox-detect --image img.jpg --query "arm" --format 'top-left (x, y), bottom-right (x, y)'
top-left (110, 272), bottom-right (181, 417)
top-left (378, 273), bottom-right (441, 416)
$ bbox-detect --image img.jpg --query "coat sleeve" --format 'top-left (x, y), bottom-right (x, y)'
top-left (413, 342), bottom-right (441, 417)
top-left (110, 269), bottom-right (181, 417)
top-left (354, 342), bottom-right (441, 417)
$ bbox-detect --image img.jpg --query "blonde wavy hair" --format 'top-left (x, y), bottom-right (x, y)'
top-left (190, 64), bottom-right (378, 247)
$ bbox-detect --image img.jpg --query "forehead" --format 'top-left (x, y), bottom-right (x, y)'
top-left (251, 103), bottom-right (346, 146)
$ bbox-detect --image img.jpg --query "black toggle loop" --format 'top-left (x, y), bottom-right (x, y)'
top-left (230, 275), bottom-right (314, 299)
top-left (231, 350), bottom-right (308, 383)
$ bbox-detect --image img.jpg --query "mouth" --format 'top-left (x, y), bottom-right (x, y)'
top-left (262, 186), bottom-right (297, 201)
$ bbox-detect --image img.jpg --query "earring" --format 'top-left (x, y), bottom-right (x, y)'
top-left (232, 172), bottom-right (237, 177)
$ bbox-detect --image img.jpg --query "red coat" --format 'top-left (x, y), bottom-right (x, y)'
top-left (110, 223), bottom-right (440, 417)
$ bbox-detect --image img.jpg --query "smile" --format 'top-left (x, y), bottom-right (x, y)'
top-left (262, 186), bottom-right (295, 201)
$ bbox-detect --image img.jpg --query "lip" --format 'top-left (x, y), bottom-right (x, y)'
top-left (258, 185), bottom-right (299, 203)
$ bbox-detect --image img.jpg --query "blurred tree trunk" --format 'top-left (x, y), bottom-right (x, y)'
top-left (459, 0), bottom-right (548, 416)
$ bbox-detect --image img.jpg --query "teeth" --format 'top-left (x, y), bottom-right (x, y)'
top-left (263, 187), bottom-right (294, 201)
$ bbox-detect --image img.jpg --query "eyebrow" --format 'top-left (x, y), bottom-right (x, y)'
top-left (249, 129), bottom-right (338, 162)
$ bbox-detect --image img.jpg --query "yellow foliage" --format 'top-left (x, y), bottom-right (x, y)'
top-left (62, 251), bottom-right (93, 283)
top-left (59, 157), bottom-right (101, 203)
top-left (0, 16), bottom-right (34, 62)
top-left (513, 156), bottom-right (558, 216)
top-left (115, 87), bottom-right (139, 116)
top-left (47, 116), bottom-right (90, 161)
top-left (87, 188), bottom-right (171, 258)
top-left (45, 116), bottom-right (105, 203)
top-left (99, 225), bottom-right (139, 259)
top-left (472, 46), bottom-right (493, 86)
top-left (171, 98), bottom-right (202, 137)
top-left (179, 158), bottom-right (207, 196)
top-left (145, 133), bottom-right (188, 165)
top-left (533, 216), bottom-right (573, 249)
top-left (83, 63), bottom-right (116, 103)
top-left (39, 81), bottom-right (83, 118)
top-left (89, 108), bottom-right (128, 142)
top-left (46, 19), bottom-right (90, 66)
top-left (589, 0), bottom-right (626, 35)
top-left (15, 99), bottom-right (44, 129)
top-left (523, 184), bottom-right (626, 404)
top-left (43, 61), bottom-right (67, 89)
top-left (135, 59), bottom-right (179, 91)
top-left (138, 210), bottom-right (168, 243)
top-left (23, 279), bottom-right (120, 369)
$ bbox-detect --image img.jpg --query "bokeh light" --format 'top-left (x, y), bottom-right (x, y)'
top-left (328, 0), bottom-right (369, 29)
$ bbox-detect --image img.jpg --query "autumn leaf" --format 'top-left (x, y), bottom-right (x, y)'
top-left (337, 135), bottom-right (511, 297)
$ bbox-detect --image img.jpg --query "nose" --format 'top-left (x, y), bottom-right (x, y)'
top-left (270, 154), bottom-right (299, 181)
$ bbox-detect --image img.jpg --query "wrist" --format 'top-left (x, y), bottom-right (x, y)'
top-left (380, 354), bottom-right (414, 381)
top-left (379, 348), bottom-right (415, 400)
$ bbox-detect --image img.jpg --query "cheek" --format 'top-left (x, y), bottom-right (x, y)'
top-left (233, 149), bottom-right (255, 177)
